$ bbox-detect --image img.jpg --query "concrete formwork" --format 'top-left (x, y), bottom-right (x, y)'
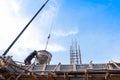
top-left (0, 56), bottom-right (120, 80)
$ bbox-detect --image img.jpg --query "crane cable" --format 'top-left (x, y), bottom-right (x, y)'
top-left (45, 5), bottom-right (58, 50)
top-left (44, 16), bottom-right (54, 50)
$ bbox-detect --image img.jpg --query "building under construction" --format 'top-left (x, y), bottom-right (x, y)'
top-left (0, 39), bottom-right (120, 80)
top-left (1, 0), bottom-right (120, 80)
top-left (1, 40), bottom-right (120, 80)
top-left (1, 55), bottom-right (120, 80)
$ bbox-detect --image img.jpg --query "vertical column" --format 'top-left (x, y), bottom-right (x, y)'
top-left (85, 70), bottom-right (89, 80)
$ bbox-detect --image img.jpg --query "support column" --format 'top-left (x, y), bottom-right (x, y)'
top-left (48, 71), bottom-right (54, 80)
top-left (85, 70), bottom-right (89, 80)
top-left (105, 72), bottom-right (111, 80)
top-left (64, 72), bottom-right (69, 80)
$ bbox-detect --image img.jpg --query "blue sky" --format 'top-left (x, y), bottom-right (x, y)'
top-left (0, 0), bottom-right (120, 64)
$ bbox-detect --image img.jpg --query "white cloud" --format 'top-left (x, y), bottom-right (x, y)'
top-left (0, 0), bottom-right (23, 49)
top-left (38, 3), bottom-right (57, 30)
top-left (7, 0), bottom-right (21, 14)
top-left (47, 43), bottom-right (66, 52)
top-left (0, 0), bottom-right (65, 62)
top-left (53, 29), bottom-right (79, 37)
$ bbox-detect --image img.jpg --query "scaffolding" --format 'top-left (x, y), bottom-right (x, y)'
top-left (70, 39), bottom-right (82, 64)
top-left (1, 56), bottom-right (120, 80)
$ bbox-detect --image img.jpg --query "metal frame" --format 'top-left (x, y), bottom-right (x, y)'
top-left (1, 56), bottom-right (120, 80)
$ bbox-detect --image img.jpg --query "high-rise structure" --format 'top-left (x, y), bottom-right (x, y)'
top-left (70, 39), bottom-right (82, 64)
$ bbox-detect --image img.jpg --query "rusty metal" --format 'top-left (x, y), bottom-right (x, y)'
top-left (16, 63), bottom-right (35, 80)
top-left (1, 56), bottom-right (120, 80)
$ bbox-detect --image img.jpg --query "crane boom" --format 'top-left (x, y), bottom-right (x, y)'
top-left (2, 0), bottom-right (49, 56)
